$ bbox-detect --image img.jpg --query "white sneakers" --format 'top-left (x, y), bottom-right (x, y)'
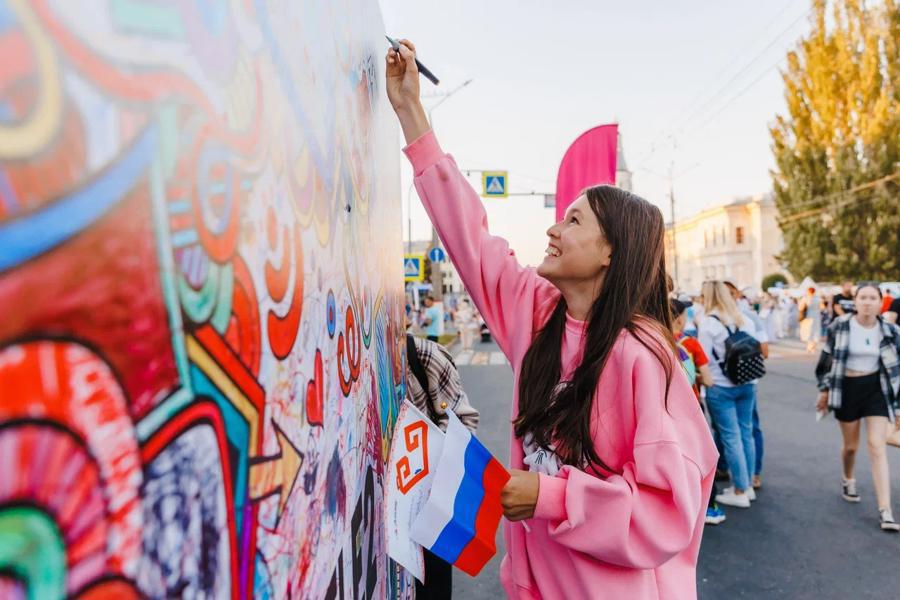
top-left (841, 478), bottom-right (861, 503)
top-left (843, 478), bottom-right (899, 532)
top-left (715, 487), bottom-right (751, 508)
top-left (879, 508), bottom-right (900, 532)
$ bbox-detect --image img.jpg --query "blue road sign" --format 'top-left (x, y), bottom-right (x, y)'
top-left (482, 171), bottom-right (508, 197)
top-left (428, 247), bottom-right (446, 263)
top-left (404, 254), bottom-right (424, 282)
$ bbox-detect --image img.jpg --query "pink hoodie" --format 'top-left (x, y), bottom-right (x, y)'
top-left (405, 131), bottom-right (719, 600)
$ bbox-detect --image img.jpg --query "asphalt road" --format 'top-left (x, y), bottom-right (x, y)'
top-left (451, 339), bottom-right (900, 600)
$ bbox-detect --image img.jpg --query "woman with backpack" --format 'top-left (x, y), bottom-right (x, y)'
top-left (815, 282), bottom-right (900, 532)
top-left (670, 299), bottom-right (726, 525)
top-left (387, 40), bottom-right (717, 600)
top-left (698, 280), bottom-right (766, 509)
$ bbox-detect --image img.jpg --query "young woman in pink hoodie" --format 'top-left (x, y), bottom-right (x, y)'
top-left (387, 41), bottom-right (718, 600)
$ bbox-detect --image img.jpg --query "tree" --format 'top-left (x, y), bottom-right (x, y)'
top-left (770, 0), bottom-right (899, 281)
top-left (762, 273), bottom-right (789, 290)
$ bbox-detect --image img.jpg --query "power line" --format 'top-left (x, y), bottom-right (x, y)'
top-left (633, 5), bottom-right (811, 170)
top-left (777, 171), bottom-right (900, 224)
top-left (698, 0), bottom-right (801, 92)
top-left (686, 53), bottom-right (787, 136)
top-left (671, 8), bottom-right (810, 135)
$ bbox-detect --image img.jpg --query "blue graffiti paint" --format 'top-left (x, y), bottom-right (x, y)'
top-left (0, 126), bottom-right (157, 271)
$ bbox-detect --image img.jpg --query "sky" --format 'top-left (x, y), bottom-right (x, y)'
top-left (380, 0), bottom-right (815, 267)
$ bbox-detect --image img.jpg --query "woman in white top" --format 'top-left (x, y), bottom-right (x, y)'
top-left (816, 283), bottom-right (900, 532)
top-left (454, 298), bottom-right (478, 351)
top-left (698, 281), bottom-right (764, 508)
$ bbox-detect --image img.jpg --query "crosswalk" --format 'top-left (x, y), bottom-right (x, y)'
top-left (766, 340), bottom-right (813, 359)
top-left (453, 350), bottom-right (508, 366)
top-left (452, 342), bottom-right (808, 366)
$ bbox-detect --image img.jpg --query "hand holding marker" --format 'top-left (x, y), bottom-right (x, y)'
top-left (386, 36), bottom-right (440, 85)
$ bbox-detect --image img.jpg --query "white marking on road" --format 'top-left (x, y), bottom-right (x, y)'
top-left (455, 350), bottom-right (473, 365)
top-left (455, 350), bottom-right (509, 367)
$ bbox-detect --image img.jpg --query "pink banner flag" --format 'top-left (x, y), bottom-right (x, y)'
top-left (555, 124), bottom-right (618, 222)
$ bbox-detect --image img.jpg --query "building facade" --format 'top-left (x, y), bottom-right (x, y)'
top-left (665, 194), bottom-right (791, 294)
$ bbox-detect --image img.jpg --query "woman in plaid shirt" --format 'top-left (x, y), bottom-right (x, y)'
top-left (816, 282), bottom-right (900, 532)
top-left (405, 333), bottom-right (479, 599)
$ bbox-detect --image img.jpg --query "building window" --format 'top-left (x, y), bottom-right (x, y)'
top-left (736, 226), bottom-right (744, 245)
top-left (721, 227), bottom-right (726, 245)
top-left (704, 231), bottom-right (708, 248)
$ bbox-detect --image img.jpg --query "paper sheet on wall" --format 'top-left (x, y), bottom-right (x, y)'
top-left (386, 400), bottom-right (445, 582)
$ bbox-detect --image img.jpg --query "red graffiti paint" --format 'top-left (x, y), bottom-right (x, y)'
top-left (306, 349), bottom-right (324, 426)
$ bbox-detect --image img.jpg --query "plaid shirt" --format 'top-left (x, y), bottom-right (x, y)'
top-left (407, 336), bottom-right (479, 433)
top-left (816, 315), bottom-right (900, 418)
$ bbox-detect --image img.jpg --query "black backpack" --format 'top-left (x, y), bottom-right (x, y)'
top-left (710, 316), bottom-right (766, 385)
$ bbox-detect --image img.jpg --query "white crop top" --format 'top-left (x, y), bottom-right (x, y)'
top-left (846, 318), bottom-right (881, 373)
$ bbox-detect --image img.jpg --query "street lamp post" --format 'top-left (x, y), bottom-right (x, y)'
top-left (423, 78), bottom-right (473, 302)
top-left (426, 78), bottom-right (473, 126)
top-left (406, 181), bottom-right (415, 256)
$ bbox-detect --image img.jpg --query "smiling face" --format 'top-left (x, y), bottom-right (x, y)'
top-left (536, 194), bottom-right (612, 288)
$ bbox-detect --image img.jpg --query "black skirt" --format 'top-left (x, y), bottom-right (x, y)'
top-left (836, 372), bottom-right (889, 422)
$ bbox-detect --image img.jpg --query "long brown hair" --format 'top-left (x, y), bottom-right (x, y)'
top-left (514, 185), bottom-right (677, 473)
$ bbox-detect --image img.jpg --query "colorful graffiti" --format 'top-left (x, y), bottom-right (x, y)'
top-left (0, 1), bottom-right (408, 598)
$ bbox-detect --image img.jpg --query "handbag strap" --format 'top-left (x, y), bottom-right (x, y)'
top-left (406, 334), bottom-right (440, 423)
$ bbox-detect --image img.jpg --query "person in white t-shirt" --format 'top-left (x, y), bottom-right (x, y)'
top-left (454, 298), bottom-right (478, 351)
top-left (699, 281), bottom-right (766, 508)
top-left (815, 283), bottom-right (900, 532)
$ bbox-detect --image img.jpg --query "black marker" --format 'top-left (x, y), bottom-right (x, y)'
top-left (386, 36), bottom-right (440, 86)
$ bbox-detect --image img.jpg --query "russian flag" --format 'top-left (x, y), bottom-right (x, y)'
top-left (410, 410), bottom-right (510, 577)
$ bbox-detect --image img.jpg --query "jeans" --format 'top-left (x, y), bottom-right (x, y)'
top-left (700, 401), bottom-right (720, 509)
top-left (706, 384), bottom-right (756, 492)
top-left (712, 419), bottom-right (726, 472)
top-left (752, 390), bottom-right (763, 476)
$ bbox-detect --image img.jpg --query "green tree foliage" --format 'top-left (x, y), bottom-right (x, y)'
top-left (762, 273), bottom-right (789, 290)
top-left (771, 0), bottom-right (899, 281)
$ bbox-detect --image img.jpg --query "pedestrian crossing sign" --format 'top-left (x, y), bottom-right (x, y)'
top-left (403, 254), bottom-right (425, 282)
top-left (482, 171), bottom-right (508, 197)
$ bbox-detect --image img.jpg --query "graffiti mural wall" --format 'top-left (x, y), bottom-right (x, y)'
top-left (0, 1), bottom-right (408, 598)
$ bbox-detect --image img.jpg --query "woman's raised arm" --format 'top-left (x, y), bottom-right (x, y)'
top-left (386, 41), bottom-right (558, 360)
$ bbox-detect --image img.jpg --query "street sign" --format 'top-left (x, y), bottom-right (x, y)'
top-left (428, 247), bottom-right (446, 263)
top-left (482, 171), bottom-right (508, 197)
top-left (403, 254), bottom-right (425, 282)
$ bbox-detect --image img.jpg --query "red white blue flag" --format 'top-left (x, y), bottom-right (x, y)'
top-left (410, 410), bottom-right (510, 576)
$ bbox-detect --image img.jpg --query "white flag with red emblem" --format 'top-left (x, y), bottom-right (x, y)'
top-left (386, 400), bottom-right (445, 582)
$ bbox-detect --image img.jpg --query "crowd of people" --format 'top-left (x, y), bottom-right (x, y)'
top-left (406, 293), bottom-right (491, 350)
top-left (671, 278), bottom-right (900, 532)
top-left (735, 280), bottom-right (900, 353)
